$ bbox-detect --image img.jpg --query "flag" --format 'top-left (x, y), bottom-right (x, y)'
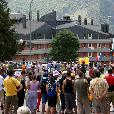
top-left (99, 53), bottom-right (104, 60)
top-left (96, 55), bottom-right (99, 61)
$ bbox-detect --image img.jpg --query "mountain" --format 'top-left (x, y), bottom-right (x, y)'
top-left (7, 0), bottom-right (114, 31)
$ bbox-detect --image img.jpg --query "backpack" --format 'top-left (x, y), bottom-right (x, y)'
top-left (41, 81), bottom-right (47, 94)
top-left (48, 81), bottom-right (57, 96)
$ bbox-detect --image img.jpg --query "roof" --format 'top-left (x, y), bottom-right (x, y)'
top-left (79, 39), bottom-right (112, 43)
top-left (14, 20), bottom-right (46, 35)
top-left (10, 13), bottom-right (25, 20)
top-left (31, 39), bottom-right (52, 44)
top-left (56, 21), bottom-right (109, 35)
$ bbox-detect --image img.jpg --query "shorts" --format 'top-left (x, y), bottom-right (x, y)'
top-left (64, 93), bottom-right (76, 110)
top-left (0, 90), bottom-right (4, 103)
top-left (42, 94), bottom-right (47, 103)
top-left (93, 97), bottom-right (110, 113)
top-left (107, 91), bottom-right (114, 104)
top-left (5, 95), bottom-right (18, 114)
top-left (60, 92), bottom-right (65, 110)
top-left (48, 95), bottom-right (57, 107)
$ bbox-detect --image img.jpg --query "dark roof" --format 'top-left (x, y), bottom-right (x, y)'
top-left (40, 10), bottom-right (56, 27)
top-left (56, 21), bottom-right (109, 35)
top-left (14, 20), bottom-right (46, 35)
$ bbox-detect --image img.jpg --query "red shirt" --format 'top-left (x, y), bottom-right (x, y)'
top-left (89, 68), bottom-right (93, 77)
top-left (105, 74), bottom-right (114, 85)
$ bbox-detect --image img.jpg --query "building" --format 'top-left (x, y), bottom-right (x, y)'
top-left (57, 16), bottom-right (114, 64)
top-left (11, 11), bottom-right (114, 63)
top-left (11, 11), bottom-right (56, 62)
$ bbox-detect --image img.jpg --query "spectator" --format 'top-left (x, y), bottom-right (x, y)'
top-left (89, 70), bottom-right (109, 114)
top-left (3, 70), bottom-right (22, 114)
top-left (0, 72), bottom-right (4, 114)
top-left (27, 75), bottom-right (39, 114)
top-left (17, 71), bottom-right (26, 107)
top-left (59, 72), bottom-right (66, 114)
top-left (46, 76), bottom-right (58, 114)
top-left (62, 71), bottom-right (76, 114)
top-left (39, 75), bottom-right (48, 114)
top-left (105, 68), bottom-right (114, 111)
top-left (74, 71), bottom-right (90, 114)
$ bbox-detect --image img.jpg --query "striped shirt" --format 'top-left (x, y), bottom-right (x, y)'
top-left (89, 78), bottom-right (109, 97)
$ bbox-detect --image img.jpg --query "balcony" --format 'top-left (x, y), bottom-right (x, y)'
top-left (17, 48), bottom-right (51, 55)
top-left (78, 48), bottom-right (110, 52)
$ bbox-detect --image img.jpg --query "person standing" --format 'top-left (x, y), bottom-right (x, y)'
top-left (89, 70), bottom-right (109, 114)
top-left (59, 72), bottom-right (66, 114)
top-left (0, 72), bottom-right (4, 114)
top-left (27, 75), bottom-right (39, 114)
top-left (62, 71), bottom-right (76, 114)
top-left (17, 71), bottom-right (26, 107)
top-left (39, 75), bottom-right (48, 114)
top-left (3, 70), bottom-right (22, 114)
top-left (46, 76), bottom-right (58, 114)
top-left (74, 71), bottom-right (90, 114)
top-left (105, 68), bottom-right (114, 111)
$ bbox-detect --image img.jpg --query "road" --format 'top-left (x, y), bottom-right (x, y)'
top-left (1, 102), bottom-right (114, 114)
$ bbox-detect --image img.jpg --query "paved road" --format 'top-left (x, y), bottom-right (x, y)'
top-left (0, 100), bottom-right (114, 114)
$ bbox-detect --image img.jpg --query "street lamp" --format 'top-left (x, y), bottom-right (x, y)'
top-left (29, 0), bottom-right (34, 62)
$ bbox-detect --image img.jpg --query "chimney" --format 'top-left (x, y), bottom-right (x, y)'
top-left (84, 18), bottom-right (87, 25)
top-left (37, 10), bottom-right (39, 21)
top-left (91, 19), bottom-right (93, 25)
top-left (63, 15), bottom-right (71, 21)
top-left (23, 15), bottom-right (26, 28)
top-left (101, 24), bottom-right (104, 32)
top-left (101, 23), bottom-right (109, 33)
top-left (105, 23), bottom-right (109, 33)
top-left (78, 15), bottom-right (81, 25)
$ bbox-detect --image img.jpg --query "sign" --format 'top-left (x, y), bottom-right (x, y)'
top-left (78, 57), bottom-right (89, 65)
top-left (85, 57), bottom-right (89, 65)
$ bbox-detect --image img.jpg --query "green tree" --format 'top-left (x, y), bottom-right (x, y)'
top-left (0, 0), bottom-right (18, 61)
top-left (50, 29), bottom-right (79, 62)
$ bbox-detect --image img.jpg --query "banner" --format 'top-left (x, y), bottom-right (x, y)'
top-left (85, 57), bottom-right (89, 65)
top-left (78, 57), bottom-right (89, 65)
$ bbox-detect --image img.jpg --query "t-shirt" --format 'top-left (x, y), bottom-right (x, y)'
top-left (74, 78), bottom-right (88, 99)
top-left (4, 76), bottom-right (20, 96)
top-left (89, 78), bottom-right (109, 97)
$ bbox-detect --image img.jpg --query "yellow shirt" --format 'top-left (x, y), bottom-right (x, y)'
top-left (4, 76), bottom-right (20, 96)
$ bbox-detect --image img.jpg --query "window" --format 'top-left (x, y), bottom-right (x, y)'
top-left (88, 34), bottom-right (92, 39)
top-left (99, 43), bottom-right (101, 47)
top-left (39, 34), bottom-right (41, 36)
top-left (88, 43), bottom-right (92, 47)
top-left (34, 34), bottom-right (36, 40)
top-left (88, 52), bottom-right (92, 57)
top-left (37, 33), bottom-right (42, 39)
top-left (84, 43), bottom-right (86, 48)
top-left (103, 43), bottom-right (105, 47)
top-left (37, 34), bottom-right (39, 39)
top-left (84, 34), bottom-right (86, 39)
